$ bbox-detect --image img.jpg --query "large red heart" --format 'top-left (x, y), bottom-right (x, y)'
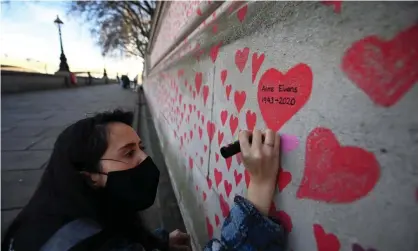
top-left (257, 64), bottom-right (313, 132)
top-left (235, 47), bottom-right (250, 73)
top-left (234, 91), bottom-right (246, 113)
top-left (342, 25), bottom-right (418, 107)
top-left (297, 127), bottom-right (380, 203)
top-left (313, 224), bottom-right (340, 251)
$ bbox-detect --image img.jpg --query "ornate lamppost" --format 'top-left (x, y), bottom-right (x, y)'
top-left (54, 15), bottom-right (70, 72)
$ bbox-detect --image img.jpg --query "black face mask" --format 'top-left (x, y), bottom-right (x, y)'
top-left (103, 156), bottom-right (160, 213)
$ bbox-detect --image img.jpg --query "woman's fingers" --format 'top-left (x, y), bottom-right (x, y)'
top-left (274, 132), bottom-right (281, 156)
top-left (239, 130), bottom-right (251, 156)
top-left (252, 129), bottom-right (263, 150)
top-left (263, 129), bottom-right (275, 149)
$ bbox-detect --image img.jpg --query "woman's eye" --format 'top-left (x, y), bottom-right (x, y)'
top-left (139, 145), bottom-right (146, 150)
top-left (126, 150), bottom-right (135, 157)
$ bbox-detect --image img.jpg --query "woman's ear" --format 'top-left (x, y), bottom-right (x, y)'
top-left (80, 171), bottom-right (103, 188)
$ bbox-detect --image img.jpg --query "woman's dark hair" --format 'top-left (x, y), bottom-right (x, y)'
top-left (2, 109), bottom-right (166, 251)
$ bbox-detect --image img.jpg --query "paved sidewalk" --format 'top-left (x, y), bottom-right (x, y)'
top-left (1, 85), bottom-right (137, 235)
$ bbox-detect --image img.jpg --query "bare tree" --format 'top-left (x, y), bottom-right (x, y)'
top-left (68, 1), bottom-right (156, 59)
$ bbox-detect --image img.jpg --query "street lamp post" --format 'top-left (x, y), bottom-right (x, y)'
top-left (54, 15), bottom-right (70, 72)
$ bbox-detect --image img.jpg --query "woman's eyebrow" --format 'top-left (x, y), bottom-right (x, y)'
top-left (118, 142), bottom-right (137, 152)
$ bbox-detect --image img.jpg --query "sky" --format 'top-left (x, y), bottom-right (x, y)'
top-left (0, 1), bottom-right (143, 79)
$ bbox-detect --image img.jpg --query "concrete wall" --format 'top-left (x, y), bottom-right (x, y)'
top-left (143, 2), bottom-right (418, 251)
top-left (1, 71), bottom-right (116, 94)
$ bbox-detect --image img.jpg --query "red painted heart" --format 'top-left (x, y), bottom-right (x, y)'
top-left (234, 91), bottom-right (246, 113)
top-left (225, 157), bottom-right (232, 171)
top-left (277, 168), bottom-right (292, 192)
top-left (252, 52), bottom-right (265, 83)
top-left (206, 217), bottom-right (214, 238)
top-left (229, 115), bottom-right (238, 136)
top-left (245, 110), bottom-right (257, 131)
top-left (198, 126), bottom-right (203, 139)
top-left (225, 85), bottom-right (232, 100)
top-left (270, 204), bottom-right (293, 233)
top-left (257, 63), bottom-right (313, 131)
top-left (206, 121), bottom-right (216, 143)
top-left (237, 4), bottom-right (247, 23)
top-left (195, 72), bottom-right (203, 94)
top-left (189, 157), bottom-right (193, 169)
top-left (207, 177), bottom-right (213, 189)
top-left (235, 47), bottom-right (250, 73)
top-left (352, 243), bottom-right (378, 251)
top-left (215, 153), bottom-right (219, 162)
top-left (215, 214), bottom-right (220, 227)
top-left (341, 24), bottom-right (418, 107)
top-left (214, 168), bottom-right (223, 188)
top-left (220, 110), bottom-right (228, 126)
top-left (219, 194), bottom-right (230, 218)
top-left (236, 152), bottom-right (243, 165)
top-left (224, 180), bottom-right (232, 198)
top-left (234, 170), bottom-right (242, 186)
top-left (210, 42), bottom-right (222, 63)
top-left (203, 86), bottom-right (209, 106)
top-left (217, 131), bottom-right (224, 146)
top-left (297, 127), bottom-right (380, 203)
top-left (221, 70), bottom-right (228, 85)
top-left (313, 224), bottom-right (340, 251)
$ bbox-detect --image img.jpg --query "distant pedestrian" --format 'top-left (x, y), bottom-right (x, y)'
top-left (87, 72), bottom-right (92, 85)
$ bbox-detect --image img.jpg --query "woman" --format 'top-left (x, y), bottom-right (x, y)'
top-left (2, 110), bottom-right (285, 251)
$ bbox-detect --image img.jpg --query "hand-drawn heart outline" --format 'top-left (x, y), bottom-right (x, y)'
top-left (297, 127), bottom-right (380, 203)
top-left (341, 24), bottom-right (418, 107)
top-left (257, 63), bottom-right (313, 132)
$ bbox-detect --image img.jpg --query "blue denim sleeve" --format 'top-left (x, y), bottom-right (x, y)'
top-left (203, 195), bottom-right (286, 251)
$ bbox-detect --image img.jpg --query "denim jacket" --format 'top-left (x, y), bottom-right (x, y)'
top-left (14, 195), bottom-right (284, 251)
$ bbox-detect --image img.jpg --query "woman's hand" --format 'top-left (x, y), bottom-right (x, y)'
top-left (239, 129), bottom-right (281, 216)
top-left (169, 229), bottom-right (191, 251)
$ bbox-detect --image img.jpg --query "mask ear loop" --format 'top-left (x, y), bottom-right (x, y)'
top-left (98, 158), bottom-right (130, 175)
